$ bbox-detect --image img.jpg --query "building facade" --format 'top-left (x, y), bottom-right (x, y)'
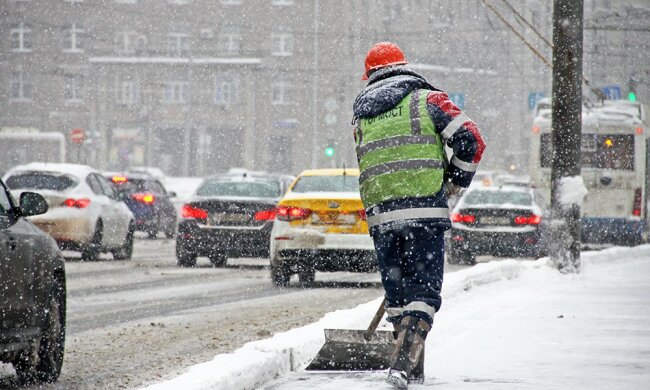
top-left (1, 0), bottom-right (647, 176)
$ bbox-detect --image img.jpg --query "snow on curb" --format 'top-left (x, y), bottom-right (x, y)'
top-left (140, 245), bottom-right (650, 390)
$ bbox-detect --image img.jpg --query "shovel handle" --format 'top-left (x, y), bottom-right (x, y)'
top-left (363, 297), bottom-right (387, 341)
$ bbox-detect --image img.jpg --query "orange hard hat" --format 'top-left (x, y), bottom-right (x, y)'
top-left (361, 42), bottom-right (408, 80)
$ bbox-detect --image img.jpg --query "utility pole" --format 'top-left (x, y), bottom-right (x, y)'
top-left (310, 0), bottom-right (320, 169)
top-left (182, 55), bottom-right (193, 176)
top-left (550, 0), bottom-right (584, 273)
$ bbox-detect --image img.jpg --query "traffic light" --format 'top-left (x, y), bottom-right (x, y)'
top-left (628, 91), bottom-right (637, 102)
top-left (324, 146), bottom-right (335, 157)
top-left (628, 78), bottom-right (637, 102)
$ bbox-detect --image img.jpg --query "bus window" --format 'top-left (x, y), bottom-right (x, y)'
top-left (540, 133), bottom-right (634, 170)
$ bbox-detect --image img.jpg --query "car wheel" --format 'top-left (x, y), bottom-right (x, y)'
top-left (298, 267), bottom-right (315, 287)
top-left (271, 262), bottom-right (291, 287)
top-left (147, 228), bottom-right (158, 239)
top-left (164, 227), bottom-right (176, 239)
top-left (113, 223), bottom-right (134, 261)
top-left (176, 244), bottom-right (197, 267)
top-left (81, 221), bottom-right (103, 261)
top-left (14, 276), bottom-right (66, 385)
top-left (209, 252), bottom-right (227, 267)
top-left (448, 245), bottom-right (476, 266)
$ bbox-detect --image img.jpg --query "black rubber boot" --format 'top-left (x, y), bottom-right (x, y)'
top-left (386, 316), bottom-right (430, 389)
top-left (409, 343), bottom-right (425, 384)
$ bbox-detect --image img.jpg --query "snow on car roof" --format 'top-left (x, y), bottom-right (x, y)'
top-left (466, 184), bottom-right (531, 193)
top-left (5, 162), bottom-right (96, 179)
top-left (299, 168), bottom-right (360, 176)
top-left (534, 98), bottom-right (644, 125)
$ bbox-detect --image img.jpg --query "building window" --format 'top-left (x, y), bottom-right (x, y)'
top-left (167, 32), bottom-right (190, 57)
top-left (62, 23), bottom-right (84, 52)
top-left (115, 31), bottom-right (145, 54)
top-left (214, 73), bottom-right (239, 106)
top-left (10, 70), bottom-right (32, 101)
top-left (217, 25), bottom-right (241, 56)
top-left (64, 74), bottom-right (84, 102)
top-left (271, 27), bottom-right (293, 56)
top-left (116, 77), bottom-right (140, 105)
top-left (271, 79), bottom-right (292, 105)
top-left (163, 81), bottom-right (189, 104)
top-left (271, 0), bottom-right (293, 5)
top-left (10, 22), bottom-right (32, 52)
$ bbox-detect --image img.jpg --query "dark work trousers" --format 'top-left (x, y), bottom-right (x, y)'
top-left (370, 223), bottom-right (445, 326)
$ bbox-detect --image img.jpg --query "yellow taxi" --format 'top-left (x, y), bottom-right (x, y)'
top-left (269, 168), bottom-right (376, 286)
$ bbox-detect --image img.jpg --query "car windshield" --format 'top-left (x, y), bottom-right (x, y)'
top-left (5, 172), bottom-right (77, 191)
top-left (463, 190), bottom-right (532, 206)
top-left (291, 175), bottom-right (360, 193)
top-left (196, 180), bottom-right (280, 198)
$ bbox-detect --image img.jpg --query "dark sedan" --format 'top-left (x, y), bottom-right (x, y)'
top-left (448, 185), bottom-right (548, 265)
top-left (106, 173), bottom-right (178, 238)
top-left (176, 171), bottom-right (294, 267)
top-left (0, 179), bottom-right (66, 384)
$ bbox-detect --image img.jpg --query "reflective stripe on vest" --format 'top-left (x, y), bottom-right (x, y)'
top-left (356, 90), bottom-right (445, 208)
top-left (355, 135), bottom-right (437, 158)
top-left (367, 207), bottom-right (449, 227)
top-left (359, 159), bottom-right (443, 184)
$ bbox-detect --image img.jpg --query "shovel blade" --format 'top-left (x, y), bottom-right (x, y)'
top-left (305, 329), bottom-right (395, 371)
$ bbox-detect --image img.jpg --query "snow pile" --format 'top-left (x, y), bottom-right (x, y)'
top-left (139, 258), bottom-right (547, 390)
top-left (558, 175), bottom-right (588, 206)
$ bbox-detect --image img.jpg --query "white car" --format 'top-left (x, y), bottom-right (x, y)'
top-left (4, 163), bottom-right (135, 260)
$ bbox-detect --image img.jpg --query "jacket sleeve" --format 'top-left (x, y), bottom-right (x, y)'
top-left (425, 90), bottom-right (486, 188)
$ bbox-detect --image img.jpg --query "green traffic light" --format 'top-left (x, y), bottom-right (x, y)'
top-left (628, 92), bottom-right (637, 102)
top-left (324, 146), bottom-right (335, 157)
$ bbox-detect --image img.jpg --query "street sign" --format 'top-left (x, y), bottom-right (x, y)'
top-left (70, 128), bottom-right (86, 145)
top-left (528, 92), bottom-right (545, 109)
top-left (448, 93), bottom-right (465, 109)
top-left (601, 85), bottom-right (621, 100)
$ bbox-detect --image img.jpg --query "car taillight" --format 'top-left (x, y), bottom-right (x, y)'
top-left (132, 193), bottom-right (155, 205)
top-left (357, 209), bottom-right (367, 221)
top-left (112, 176), bottom-right (128, 184)
top-left (181, 204), bottom-right (208, 220)
top-left (254, 208), bottom-right (276, 221)
top-left (63, 198), bottom-right (91, 208)
top-left (633, 187), bottom-right (642, 217)
top-left (450, 212), bottom-right (475, 223)
top-left (276, 206), bottom-right (312, 221)
top-left (514, 214), bottom-right (542, 225)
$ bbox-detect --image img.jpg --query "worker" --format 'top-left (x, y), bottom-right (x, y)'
top-left (352, 41), bottom-right (486, 388)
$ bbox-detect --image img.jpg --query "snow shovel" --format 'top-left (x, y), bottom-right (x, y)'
top-left (305, 298), bottom-right (395, 371)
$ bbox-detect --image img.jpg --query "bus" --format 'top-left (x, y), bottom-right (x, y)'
top-left (529, 98), bottom-right (648, 245)
top-left (0, 129), bottom-right (66, 175)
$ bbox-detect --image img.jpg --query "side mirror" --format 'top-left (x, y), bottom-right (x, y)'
top-left (20, 192), bottom-right (49, 217)
top-left (116, 191), bottom-right (128, 201)
top-left (168, 191), bottom-right (177, 198)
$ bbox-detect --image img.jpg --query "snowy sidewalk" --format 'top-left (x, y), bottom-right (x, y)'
top-left (143, 246), bottom-right (650, 390)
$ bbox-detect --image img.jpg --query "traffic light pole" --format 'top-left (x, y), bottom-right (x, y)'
top-left (550, 0), bottom-right (584, 273)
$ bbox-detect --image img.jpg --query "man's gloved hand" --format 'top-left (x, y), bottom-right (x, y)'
top-left (444, 181), bottom-right (464, 197)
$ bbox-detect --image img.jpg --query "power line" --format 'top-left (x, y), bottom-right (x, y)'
top-left (501, 0), bottom-right (553, 49)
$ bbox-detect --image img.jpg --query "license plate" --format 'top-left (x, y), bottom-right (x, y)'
top-left (210, 213), bottom-right (248, 225)
top-left (480, 217), bottom-right (510, 225)
top-left (312, 212), bottom-right (356, 225)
